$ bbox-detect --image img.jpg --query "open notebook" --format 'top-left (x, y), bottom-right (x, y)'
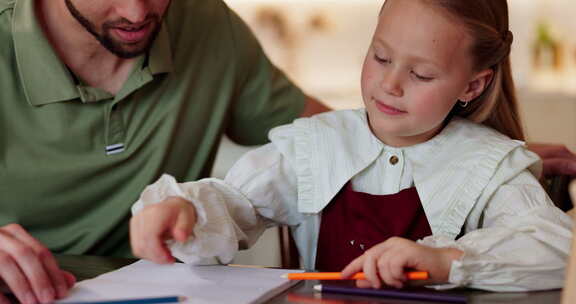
top-left (58, 260), bottom-right (302, 304)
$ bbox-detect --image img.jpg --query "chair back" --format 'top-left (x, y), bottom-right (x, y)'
top-left (279, 226), bottom-right (300, 269)
top-left (561, 180), bottom-right (576, 304)
top-left (546, 175), bottom-right (573, 212)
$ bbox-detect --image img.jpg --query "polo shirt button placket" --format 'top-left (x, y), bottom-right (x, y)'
top-left (106, 102), bottom-right (126, 155)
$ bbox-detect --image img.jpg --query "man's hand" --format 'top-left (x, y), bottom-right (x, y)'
top-left (130, 196), bottom-right (197, 264)
top-left (341, 237), bottom-right (463, 289)
top-left (0, 224), bottom-right (76, 304)
top-left (528, 143), bottom-right (576, 177)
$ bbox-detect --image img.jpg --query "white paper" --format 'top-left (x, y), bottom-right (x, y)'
top-left (58, 260), bottom-right (302, 304)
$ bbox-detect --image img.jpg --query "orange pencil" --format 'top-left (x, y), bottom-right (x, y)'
top-left (282, 271), bottom-right (429, 281)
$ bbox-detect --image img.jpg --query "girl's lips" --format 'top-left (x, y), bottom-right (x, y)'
top-left (374, 99), bottom-right (407, 115)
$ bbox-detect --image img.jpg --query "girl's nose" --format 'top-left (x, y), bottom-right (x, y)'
top-left (115, 0), bottom-right (149, 24)
top-left (380, 70), bottom-right (404, 97)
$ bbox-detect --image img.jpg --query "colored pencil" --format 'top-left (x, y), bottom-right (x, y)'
top-left (283, 271), bottom-right (429, 280)
top-left (64, 295), bottom-right (185, 304)
top-left (314, 284), bottom-right (467, 303)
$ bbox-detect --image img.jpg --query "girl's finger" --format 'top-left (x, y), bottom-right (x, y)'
top-left (171, 205), bottom-right (195, 243)
top-left (341, 255), bottom-right (365, 278)
top-left (362, 253), bottom-right (381, 289)
top-left (129, 215), bottom-right (151, 259)
top-left (145, 233), bottom-right (175, 264)
top-left (129, 217), bottom-right (142, 257)
top-left (355, 279), bottom-right (373, 288)
top-left (388, 254), bottom-right (408, 288)
top-left (131, 208), bottom-right (174, 263)
top-left (377, 254), bottom-right (395, 288)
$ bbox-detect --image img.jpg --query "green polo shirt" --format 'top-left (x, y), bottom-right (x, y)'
top-left (0, 0), bottom-right (305, 257)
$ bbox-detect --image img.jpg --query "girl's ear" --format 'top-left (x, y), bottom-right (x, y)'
top-left (459, 69), bottom-right (493, 103)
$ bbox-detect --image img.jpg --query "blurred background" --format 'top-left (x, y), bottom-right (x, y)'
top-left (212, 0), bottom-right (576, 267)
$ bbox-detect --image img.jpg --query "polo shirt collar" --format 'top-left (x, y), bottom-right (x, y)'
top-left (12, 0), bottom-right (173, 106)
top-left (149, 22), bottom-right (172, 75)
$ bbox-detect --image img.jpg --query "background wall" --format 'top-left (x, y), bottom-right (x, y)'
top-left (213, 0), bottom-right (576, 267)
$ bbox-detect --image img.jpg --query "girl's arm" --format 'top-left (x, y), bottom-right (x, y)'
top-left (130, 143), bottom-right (301, 265)
top-left (419, 170), bottom-right (573, 291)
top-left (342, 170), bottom-right (572, 291)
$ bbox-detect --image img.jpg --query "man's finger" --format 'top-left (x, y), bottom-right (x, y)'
top-left (543, 158), bottom-right (576, 176)
top-left (0, 243), bottom-right (54, 303)
top-left (61, 271), bottom-right (76, 289)
top-left (0, 294), bottom-right (11, 304)
top-left (42, 256), bottom-right (71, 299)
top-left (2, 225), bottom-right (61, 302)
top-left (13, 230), bottom-right (69, 299)
top-left (0, 252), bottom-right (37, 304)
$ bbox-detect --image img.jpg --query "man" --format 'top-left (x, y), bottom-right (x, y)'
top-left (0, 0), bottom-right (327, 303)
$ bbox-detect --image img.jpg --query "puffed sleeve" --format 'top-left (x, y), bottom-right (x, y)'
top-left (420, 171), bottom-right (573, 291)
top-left (131, 143), bottom-right (302, 265)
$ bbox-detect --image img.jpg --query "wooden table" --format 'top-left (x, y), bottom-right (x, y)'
top-left (56, 255), bottom-right (562, 304)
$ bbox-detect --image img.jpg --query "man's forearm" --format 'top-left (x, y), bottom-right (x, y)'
top-left (300, 96), bottom-right (331, 117)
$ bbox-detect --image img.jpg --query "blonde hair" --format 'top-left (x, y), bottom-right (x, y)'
top-left (425, 0), bottom-right (525, 140)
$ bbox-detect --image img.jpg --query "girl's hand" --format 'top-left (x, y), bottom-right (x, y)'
top-left (341, 237), bottom-right (463, 289)
top-left (130, 196), bottom-right (197, 264)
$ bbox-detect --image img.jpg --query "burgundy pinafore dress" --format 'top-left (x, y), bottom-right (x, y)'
top-left (315, 182), bottom-right (432, 271)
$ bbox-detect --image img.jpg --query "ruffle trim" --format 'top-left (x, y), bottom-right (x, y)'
top-left (410, 119), bottom-right (534, 238)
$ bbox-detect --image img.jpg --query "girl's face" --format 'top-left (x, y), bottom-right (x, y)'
top-left (361, 0), bottom-right (488, 147)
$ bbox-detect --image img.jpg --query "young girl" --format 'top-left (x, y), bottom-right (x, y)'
top-left (130, 0), bottom-right (573, 291)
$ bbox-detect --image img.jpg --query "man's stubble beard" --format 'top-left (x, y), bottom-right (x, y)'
top-left (64, 0), bottom-right (161, 59)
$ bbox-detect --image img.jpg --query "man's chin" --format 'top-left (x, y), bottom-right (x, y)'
top-left (110, 48), bottom-right (148, 59)
top-left (102, 25), bottom-right (160, 58)
top-left (118, 44), bottom-right (149, 57)
top-left (101, 37), bottom-right (153, 58)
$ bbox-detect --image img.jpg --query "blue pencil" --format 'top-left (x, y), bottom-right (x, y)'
top-left (314, 284), bottom-right (467, 303)
top-left (64, 295), bottom-right (185, 304)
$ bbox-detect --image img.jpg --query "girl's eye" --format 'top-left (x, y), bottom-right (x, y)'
top-left (411, 71), bottom-right (434, 82)
top-left (374, 54), bottom-right (391, 64)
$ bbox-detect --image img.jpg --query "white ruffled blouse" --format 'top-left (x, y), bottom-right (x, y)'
top-left (132, 109), bottom-right (573, 292)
